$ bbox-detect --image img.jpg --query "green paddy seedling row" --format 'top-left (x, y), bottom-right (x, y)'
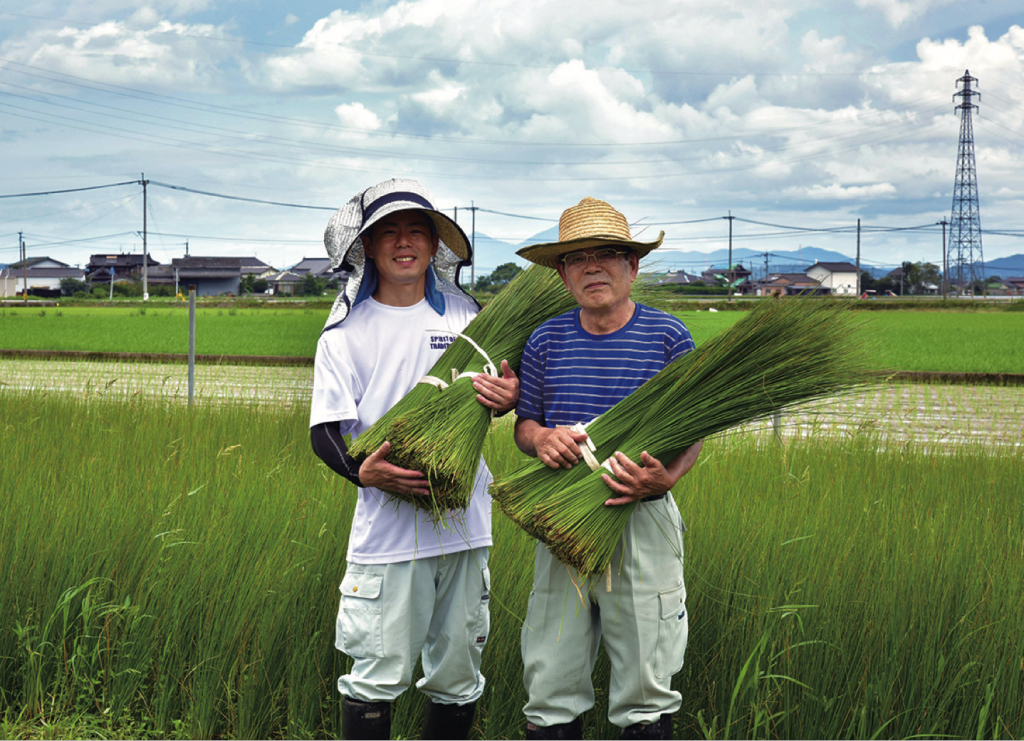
top-left (1, 392), bottom-right (1021, 739)
top-left (3, 305), bottom-right (1024, 373)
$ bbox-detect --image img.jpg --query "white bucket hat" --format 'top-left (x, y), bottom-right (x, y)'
top-left (322, 178), bottom-right (477, 331)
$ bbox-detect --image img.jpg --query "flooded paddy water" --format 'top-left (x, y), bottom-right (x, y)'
top-left (2, 358), bottom-right (1021, 449)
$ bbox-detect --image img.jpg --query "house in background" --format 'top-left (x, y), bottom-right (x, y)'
top-left (805, 262), bottom-right (859, 295)
top-left (239, 256), bottom-right (276, 280)
top-left (0, 268), bottom-right (15, 296)
top-left (290, 257), bottom-right (333, 277)
top-left (292, 256), bottom-right (350, 286)
top-left (702, 263), bottom-right (752, 291)
top-left (2, 257), bottom-right (86, 298)
top-left (985, 278), bottom-right (1018, 296)
top-left (146, 257), bottom-right (243, 296)
top-left (757, 273), bottom-right (829, 296)
top-left (654, 269), bottom-right (703, 286)
top-left (86, 254), bottom-right (160, 286)
top-left (266, 270), bottom-right (303, 296)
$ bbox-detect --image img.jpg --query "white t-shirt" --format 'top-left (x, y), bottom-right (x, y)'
top-left (310, 294), bottom-right (493, 564)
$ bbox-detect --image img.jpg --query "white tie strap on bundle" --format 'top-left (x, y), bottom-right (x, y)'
top-left (570, 420), bottom-right (614, 592)
top-left (570, 420), bottom-right (614, 473)
top-left (418, 331), bottom-right (499, 415)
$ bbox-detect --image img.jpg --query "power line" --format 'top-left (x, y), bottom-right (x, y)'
top-left (4, 178), bottom-right (1024, 260)
top-left (148, 181), bottom-right (337, 211)
top-left (148, 231), bottom-right (321, 244)
top-left (0, 180), bottom-right (137, 198)
top-left (473, 208), bottom-right (557, 222)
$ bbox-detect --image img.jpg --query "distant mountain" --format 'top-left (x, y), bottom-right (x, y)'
top-left (653, 246), bottom-right (854, 277)
top-left (517, 225), bottom-right (559, 247)
top-left (464, 232), bottom-right (529, 276)
top-left (984, 254), bottom-right (1024, 277)
top-left (464, 224), bottom-right (1024, 283)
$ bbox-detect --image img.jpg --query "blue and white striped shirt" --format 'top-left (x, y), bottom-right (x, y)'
top-left (516, 304), bottom-right (695, 429)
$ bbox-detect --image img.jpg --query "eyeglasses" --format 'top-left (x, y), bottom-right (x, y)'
top-left (561, 248), bottom-right (630, 270)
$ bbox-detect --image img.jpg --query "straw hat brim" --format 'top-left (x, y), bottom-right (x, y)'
top-left (516, 231), bottom-right (665, 269)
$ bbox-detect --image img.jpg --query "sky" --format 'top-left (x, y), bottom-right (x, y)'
top-left (1, 0), bottom-right (1023, 278)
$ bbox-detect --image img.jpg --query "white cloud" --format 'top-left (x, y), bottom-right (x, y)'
top-left (854, 0), bottom-right (954, 29)
top-left (800, 30), bottom-right (862, 73)
top-left (4, 0), bottom-right (1024, 267)
top-left (0, 18), bottom-right (238, 90)
top-left (334, 102), bottom-right (382, 131)
top-left (410, 77), bottom-right (465, 112)
top-left (915, 25), bottom-right (1024, 76)
top-left (784, 182), bottom-right (898, 200)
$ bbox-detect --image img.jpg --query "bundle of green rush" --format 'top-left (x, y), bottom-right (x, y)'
top-left (491, 297), bottom-right (876, 578)
top-left (348, 265), bottom-right (581, 512)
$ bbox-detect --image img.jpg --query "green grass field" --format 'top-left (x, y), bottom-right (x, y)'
top-left (1, 392), bottom-right (1021, 739)
top-left (0, 306), bottom-right (322, 357)
top-left (3, 303), bottom-right (1023, 373)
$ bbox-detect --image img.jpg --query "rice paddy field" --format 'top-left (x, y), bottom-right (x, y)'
top-left (0, 392), bottom-right (1021, 740)
top-left (3, 304), bottom-right (1024, 373)
top-left (1, 303), bottom-right (1023, 739)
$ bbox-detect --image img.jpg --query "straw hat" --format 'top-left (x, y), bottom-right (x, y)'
top-left (321, 178), bottom-right (476, 331)
top-left (516, 197), bottom-right (664, 269)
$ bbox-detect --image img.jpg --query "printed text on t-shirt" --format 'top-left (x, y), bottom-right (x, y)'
top-left (430, 334), bottom-right (455, 350)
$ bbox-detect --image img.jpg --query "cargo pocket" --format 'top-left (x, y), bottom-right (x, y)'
top-left (654, 582), bottom-right (688, 679)
top-left (471, 566), bottom-right (491, 649)
top-left (337, 569), bottom-right (385, 659)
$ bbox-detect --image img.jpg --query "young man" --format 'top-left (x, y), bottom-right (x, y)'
top-left (309, 179), bottom-right (518, 740)
top-left (513, 197), bottom-right (703, 740)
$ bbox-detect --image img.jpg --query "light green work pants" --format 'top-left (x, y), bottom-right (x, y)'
top-left (336, 546), bottom-right (490, 704)
top-left (521, 495), bottom-right (688, 729)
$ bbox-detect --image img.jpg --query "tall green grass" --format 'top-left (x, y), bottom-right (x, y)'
top-left (1, 393), bottom-right (1021, 738)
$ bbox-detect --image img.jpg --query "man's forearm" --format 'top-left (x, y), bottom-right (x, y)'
top-left (513, 417), bottom-right (543, 457)
top-left (665, 440), bottom-right (703, 487)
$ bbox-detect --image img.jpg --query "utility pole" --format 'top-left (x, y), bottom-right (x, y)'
top-left (462, 203), bottom-right (479, 292)
top-left (724, 212), bottom-right (735, 301)
top-left (471, 202), bottom-right (477, 292)
top-left (856, 218), bottom-right (861, 297)
top-left (19, 231), bottom-right (27, 304)
top-left (939, 219), bottom-right (948, 299)
top-left (949, 71), bottom-right (984, 298)
top-left (142, 173), bottom-right (150, 300)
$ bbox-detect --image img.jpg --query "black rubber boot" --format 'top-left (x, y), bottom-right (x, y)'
top-left (620, 713), bottom-right (673, 740)
top-left (525, 716), bottom-right (583, 739)
top-left (341, 696), bottom-right (391, 740)
top-left (421, 699), bottom-right (476, 739)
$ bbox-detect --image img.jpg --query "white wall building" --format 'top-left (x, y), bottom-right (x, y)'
top-left (1, 258), bottom-right (85, 297)
top-left (805, 262), bottom-right (860, 296)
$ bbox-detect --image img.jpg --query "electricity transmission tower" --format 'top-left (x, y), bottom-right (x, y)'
top-left (948, 70), bottom-right (984, 296)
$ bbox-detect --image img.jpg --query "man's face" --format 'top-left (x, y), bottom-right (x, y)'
top-left (362, 209), bottom-right (439, 287)
top-left (556, 246), bottom-right (639, 313)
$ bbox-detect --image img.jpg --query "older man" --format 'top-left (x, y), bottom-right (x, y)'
top-left (513, 197), bottom-right (703, 740)
top-left (310, 179), bottom-right (518, 739)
